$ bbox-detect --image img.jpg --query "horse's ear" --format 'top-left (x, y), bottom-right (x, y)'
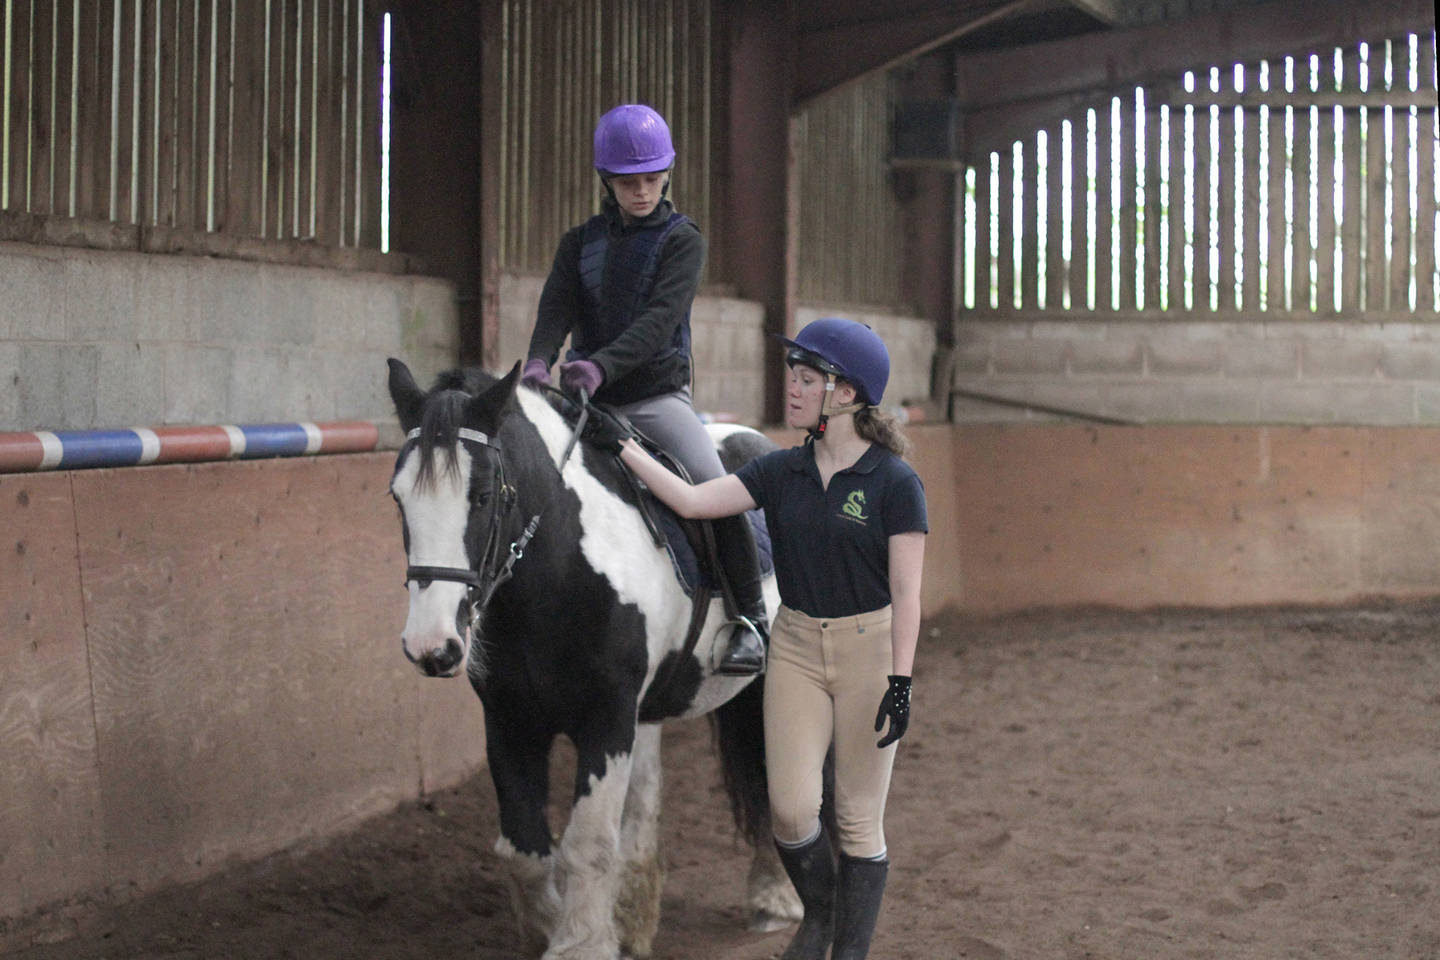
top-left (466, 361), bottom-right (522, 433)
top-left (387, 358), bottom-right (426, 432)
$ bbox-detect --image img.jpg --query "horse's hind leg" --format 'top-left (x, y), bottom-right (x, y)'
top-left (615, 723), bottom-right (664, 959)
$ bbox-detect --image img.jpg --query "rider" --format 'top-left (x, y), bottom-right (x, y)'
top-left (520, 103), bottom-right (767, 675)
top-left (605, 317), bottom-right (928, 960)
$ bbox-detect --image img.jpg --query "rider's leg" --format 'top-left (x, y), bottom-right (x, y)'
top-left (614, 390), bottom-right (767, 675)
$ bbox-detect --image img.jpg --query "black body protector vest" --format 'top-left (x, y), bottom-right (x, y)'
top-left (565, 211), bottom-right (694, 389)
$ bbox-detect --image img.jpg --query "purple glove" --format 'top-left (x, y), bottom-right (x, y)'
top-left (521, 358), bottom-right (551, 389)
top-left (558, 359), bottom-right (604, 397)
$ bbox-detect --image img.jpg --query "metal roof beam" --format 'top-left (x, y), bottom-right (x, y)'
top-left (1064, 0), bottom-right (1125, 25)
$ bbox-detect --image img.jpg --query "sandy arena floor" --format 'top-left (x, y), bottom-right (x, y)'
top-left (5, 604), bottom-right (1438, 959)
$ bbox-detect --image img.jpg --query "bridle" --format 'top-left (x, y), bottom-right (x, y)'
top-left (401, 426), bottom-right (538, 640)
top-left (400, 399), bottom-right (588, 641)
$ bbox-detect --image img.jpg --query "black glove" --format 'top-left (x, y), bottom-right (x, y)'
top-left (874, 675), bottom-right (912, 748)
top-left (582, 406), bottom-right (634, 454)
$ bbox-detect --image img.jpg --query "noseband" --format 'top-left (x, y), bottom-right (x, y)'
top-left (402, 426), bottom-right (540, 638)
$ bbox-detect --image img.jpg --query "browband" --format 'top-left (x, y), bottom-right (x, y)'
top-left (405, 427), bottom-right (497, 447)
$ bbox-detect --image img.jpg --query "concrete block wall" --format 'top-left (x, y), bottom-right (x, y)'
top-left (0, 242), bottom-right (460, 432)
top-left (953, 316), bottom-right (1440, 425)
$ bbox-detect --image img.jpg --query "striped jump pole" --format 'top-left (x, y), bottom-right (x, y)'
top-left (0, 421), bottom-right (379, 473)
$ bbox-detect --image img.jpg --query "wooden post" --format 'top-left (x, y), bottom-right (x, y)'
top-left (1416, 37), bottom-right (1437, 312)
top-left (1339, 48), bottom-right (1363, 314)
top-left (975, 151), bottom-right (993, 310)
top-left (1390, 91), bottom-right (1413, 311)
top-left (175, 0), bottom-right (198, 230)
top-left (1242, 99), bottom-right (1262, 315)
top-left (114, 0), bottom-right (137, 225)
top-left (228, 0), bottom-right (266, 238)
top-left (1292, 101), bottom-right (1313, 314)
top-left (210, 0), bottom-right (233, 233)
top-left (1365, 100), bottom-right (1388, 312)
top-left (51, 5), bottom-right (74, 217)
top-left (997, 145), bottom-right (1015, 311)
top-left (1217, 97), bottom-right (1236, 312)
top-left (1020, 137), bottom-right (1037, 310)
top-left (313, 0), bottom-right (337, 245)
top-left (1193, 99), bottom-right (1212, 312)
top-left (1071, 113), bottom-right (1090, 310)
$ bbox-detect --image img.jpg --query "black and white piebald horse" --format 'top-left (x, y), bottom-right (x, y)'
top-left (386, 359), bottom-right (798, 959)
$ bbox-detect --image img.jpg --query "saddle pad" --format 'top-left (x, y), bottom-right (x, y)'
top-left (651, 502), bottom-right (773, 599)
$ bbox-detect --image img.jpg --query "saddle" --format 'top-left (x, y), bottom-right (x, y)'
top-left (543, 388), bottom-right (772, 665)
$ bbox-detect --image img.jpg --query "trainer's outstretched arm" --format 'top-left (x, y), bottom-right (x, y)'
top-left (618, 438), bottom-right (758, 520)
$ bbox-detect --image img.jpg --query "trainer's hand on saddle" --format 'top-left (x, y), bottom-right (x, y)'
top-left (558, 359), bottom-right (604, 397)
top-left (874, 674), bottom-right (912, 748)
top-left (521, 357), bottom-right (552, 389)
top-left (582, 406), bottom-right (635, 454)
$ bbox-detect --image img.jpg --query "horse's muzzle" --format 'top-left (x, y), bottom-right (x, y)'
top-left (404, 636), bottom-right (466, 677)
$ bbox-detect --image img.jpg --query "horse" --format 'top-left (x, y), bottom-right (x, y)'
top-left (385, 358), bottom-right (800, 959)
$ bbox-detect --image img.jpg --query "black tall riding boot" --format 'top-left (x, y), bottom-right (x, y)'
top-left (712, 513), bottom-right (767, 675)
top-left (774, 829), bottom-right (836, 960)
top-left (832, 854), bottom-right (889, 960)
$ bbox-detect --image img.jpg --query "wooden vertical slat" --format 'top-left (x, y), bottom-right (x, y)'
top-left (1020, 138), bottom-right (1036, 310)
top-left (1216, 101), bottom-right (1236, 312)
top-left (73, 2), bottom-right (107, 219)
top-left (136, 0), bottom-right (156, 226)
top-left (265, 0), bottom-right (287, 237)
top-left (313, 0), bottom-right (337, 244)
top-left (1046, 124), bottom-right (1064, 310)
top-left (155, 0), bottom-right (179, 227)
top-left (1418, 34), bottom-right (1438, 310)
top-left (1241, 102), bottom-right (1262, 314)
top-left (228, 0), bottom-right (264, 236)
top-left (1193, 100), bottom-right (1211, 312)
top-left (1072, 111), bottom-right (1092, 310)
top-left (280, 0), bottom-right (299, 237)
top-left (996, 149), bottom-right (1014, 311)
top-left (1390, 99), bottom-right (1413, 311)
top-left (0, 0), bottom-right (7, 205)
top-left (295, 0), bottom-right (313, 237)
top-left (1095, 100), bottom-right (1113, 311)
top-left (1167, 103), bottom-right (1187, 310)
top-left (1291, 102), bottom-right (1312, 314)
top-left (1315, 103), bottom-right (1337, 313)
top-left (1339, 50), bottom-right (1363, 313)
top-left (114, 0), bottom-right (137, 224)
top-left (1264, 98), bottom-right (1286, 312)
top-left (174, 0), bottom-right (197, 229)
top-left (1365, 103), bottom-right (1388, 311)
top-left (1418, 103), bottom-right (1437, 312)
top-left (28, 1), bottom-right (56, 215)
top-left (1143, 104), bottom-right (1163, 310)
top-left (210, 0), bottom-right (232, 233)
top-left (1118, 94), bottom-right (1137, 312)
top-left (358, 0), bottom-right (381, 248)
top-left (50, 6), bottom-right (74, 217)
top-left (7, 0), bottom-right (33, 212)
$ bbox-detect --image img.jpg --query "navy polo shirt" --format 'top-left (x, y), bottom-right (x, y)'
top-left (735, 440), bottom-right (928, 618)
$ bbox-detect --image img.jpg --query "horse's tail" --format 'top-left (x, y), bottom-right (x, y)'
top-left (711, 677), bottom-right (770, 848)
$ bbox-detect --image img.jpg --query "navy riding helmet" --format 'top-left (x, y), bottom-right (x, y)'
top-left (779, 316), bottom-right (890, 406)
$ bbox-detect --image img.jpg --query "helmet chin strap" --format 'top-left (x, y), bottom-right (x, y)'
top-left (809, 375), bottom-right (866, 440)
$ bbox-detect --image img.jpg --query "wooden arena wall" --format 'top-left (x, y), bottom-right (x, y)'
top-left (8, 422), bottom-right (1440, 928)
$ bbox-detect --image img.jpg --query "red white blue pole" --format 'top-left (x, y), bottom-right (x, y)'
top-left (0, 421), bottom-right (379, 473)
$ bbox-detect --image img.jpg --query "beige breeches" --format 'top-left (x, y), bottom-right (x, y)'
top-left (763, 604), bottom-right (897, 859)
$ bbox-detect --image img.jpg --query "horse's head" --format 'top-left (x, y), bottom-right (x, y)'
top-left (387, 358), bottom-right (522, 678)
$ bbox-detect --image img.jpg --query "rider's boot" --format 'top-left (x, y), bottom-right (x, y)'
top-left (713, 513), bottom-right (768, 675)
top-left (774, 828), bottom-right (835, 960)
top-left (831, 854), bottom-right (889, 960)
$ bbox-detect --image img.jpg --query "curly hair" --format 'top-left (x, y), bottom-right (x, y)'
top-left (854, 404), bottom-right (912, 460)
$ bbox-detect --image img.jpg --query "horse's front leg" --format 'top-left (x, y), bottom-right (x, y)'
top-left (545, 713), bottom-right (639, 960)
top-left (615, 723), bottom-right (664, 959)
top-left (486, 715), bottom-right (562, 952)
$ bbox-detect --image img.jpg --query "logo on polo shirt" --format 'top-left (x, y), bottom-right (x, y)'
top-left (841, 489), bottom-right (869, 524)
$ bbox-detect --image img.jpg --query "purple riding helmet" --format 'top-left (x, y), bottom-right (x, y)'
top-left (780, 316), bottom-right (890, 406)
top-left (594, 104), bottom-right (676, 175)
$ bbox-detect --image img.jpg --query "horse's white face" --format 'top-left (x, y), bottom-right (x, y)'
top-left (391, 442), bottom-right (477, 678)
